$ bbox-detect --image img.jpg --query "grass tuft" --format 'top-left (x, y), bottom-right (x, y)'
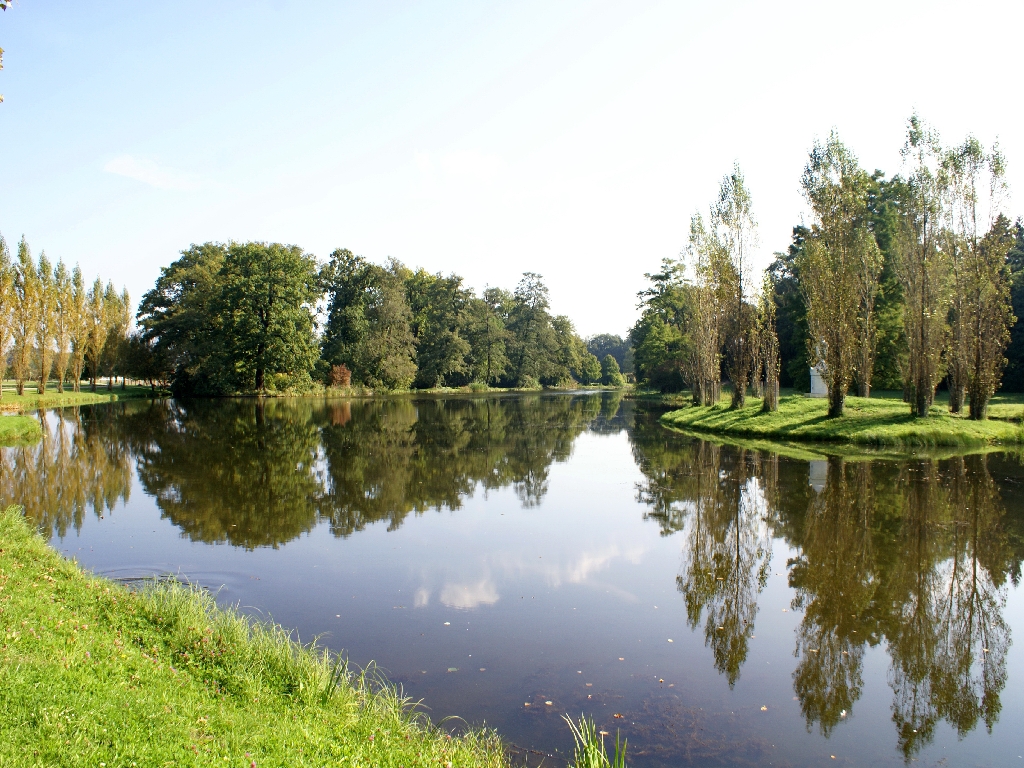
top-left (564, 714), bottom-right (627, 768)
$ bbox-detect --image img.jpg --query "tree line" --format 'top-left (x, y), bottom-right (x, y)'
top-left (138, 242), bottom-right (624, 396)
top-left (0, 234), bottom-right (131, 398)
top-left (631, 115), bottom-right (1024, 420)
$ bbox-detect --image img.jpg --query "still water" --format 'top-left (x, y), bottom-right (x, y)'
top-left (4, 393), bottom-right (1024, 767)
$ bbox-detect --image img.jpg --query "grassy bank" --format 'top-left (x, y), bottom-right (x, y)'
top-left (661, 393), bottom-right (1024, 448)
top-left (0, 415), bottom-right (42, 444)
top-left (0, 506), bottom-right (507, 767)
top-left (0, 381), bottom-right (165, 413)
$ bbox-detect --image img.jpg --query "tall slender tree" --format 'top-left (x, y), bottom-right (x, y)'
top-left (69, 266), bottom-right (88, 392)
top-left (942, 138), bottom-right (1012, 419)
top-left (11, 237), bottom-right (40, 396)
top-left (0, 235), bottom-right (13, 399)
top-left (86, 277), bottom-right (105, 391)
top-left (895, 115), bottom-right (949, 417)
top-left (797, 133), bottom-right (882, 417)
top-left (35, 251), bottom-right (56, 394)
top-left (688, 214), bottom-right (728, 405)
top-left (52, 261), bottom-right (73, 392)
top-left (713, 164), bottom-right (758, 408)
top-left (757, 272), bottom-right (781, 412)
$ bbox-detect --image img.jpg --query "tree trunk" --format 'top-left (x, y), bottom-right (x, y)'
top-left (914, 384), bottom-right (929, 418)
top-left (761, 378), bottom-right (779, 413)
top-left (827, 381), bottom-right (845, 418)
top-left (968, 394), bottom-right (988, 420)
top-left (255, 366), bottom-right (265, 392)
top-left (731, 372), bottom-right (747, 409)
top-left (858, 381), bottom-right (869, 398)
top-left (948, 379), bottom-right (964, 414)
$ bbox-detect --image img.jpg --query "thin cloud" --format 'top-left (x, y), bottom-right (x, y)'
top-left (103, 154), bottom-right (200, 191)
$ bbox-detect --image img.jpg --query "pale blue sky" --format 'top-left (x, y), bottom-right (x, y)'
top-left (1, 1), bottom-right (1021, 336)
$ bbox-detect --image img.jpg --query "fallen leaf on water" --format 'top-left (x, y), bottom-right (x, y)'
top-left (613, 713), bottom-right (624, 719)
top-left (760, 706), bottom-right (767, 711)
top-left (524, 703), bottom-right (530, 707)
top-left (444, 622), bottom-right (450, 626)
top-left (599, 731), bottom-right (609, 736)
top-left (659, 679), bottom-right (664, 683)
top-left (588, 695), bottom-right (592, 699)
top-left (545, 701), bottom-right (553, 706)
top-left (983, 648), bottom-right (990, 653)
top-left (667, 639), bottom-right (673, 643)
top-left (479, 668), bottom-right (486, 672)
top-left (618, 657), bottom-right (624, 661)
top-left (447, 667), bottom-right (458, 673)
top-left (586, 683), bottom-right (592, 687)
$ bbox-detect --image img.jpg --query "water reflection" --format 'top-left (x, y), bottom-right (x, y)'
top-left (630, 419), bottom-right (1020, 758)
top-left (2, 395), bottom-right (1022, 763)
top-left (1, 407), bottom-right (132, 536)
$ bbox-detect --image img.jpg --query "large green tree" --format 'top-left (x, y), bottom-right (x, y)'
top-left (140, 242), bottom-right (320, 394)
top-left (321, 250), bottom-right (417, 390)
top-left (217, 242), bottom-right (319, 392)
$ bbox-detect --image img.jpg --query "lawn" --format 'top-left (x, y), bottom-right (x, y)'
top-left (0, 381), bottom-right (163, 413)
top-left (661, 391), bottom-right (1024, 448)
top-left (0, 415), bottom-right (43, 444)
top-left (0, 506), bottom-right (508, 768)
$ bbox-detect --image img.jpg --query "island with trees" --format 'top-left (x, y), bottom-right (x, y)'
top-left (631, 116), bottom-right (1024, 447)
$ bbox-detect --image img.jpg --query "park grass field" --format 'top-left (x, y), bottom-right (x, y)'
top-left (0, 381), bottom-right (163, 413)
top-left (0, 414), bottom-right (43, 444)
top-left (661, 391), bottom-right (1024, 448)
top-left (0, 506), bottom-right (508, 768)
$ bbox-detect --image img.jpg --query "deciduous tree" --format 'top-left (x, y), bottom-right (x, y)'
top-left (797, 133), bottom-right (882, 417)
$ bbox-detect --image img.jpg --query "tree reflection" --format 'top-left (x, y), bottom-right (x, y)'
top-left (133, 399), bottom-right (325, 549)
top-left (4, 393), bottom-right (613, 549)
top-left (0, 407), bottom-right (132, 537)
top-left (634, 428), bottom-right (774, 686)
top-left (788, 458), bottom-right (877, 735)
top-left (319, 394), bottom-right (603, 535)
top-left (628, 413), bottom-right (1019, 755)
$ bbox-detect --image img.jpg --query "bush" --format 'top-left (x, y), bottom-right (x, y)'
top-left (329, 364), bottom-right (352, 388)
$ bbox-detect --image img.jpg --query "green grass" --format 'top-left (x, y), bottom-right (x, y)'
top-left (0, 506), bottom-right (507, 768)
top-left (0, 381), bottom-right (165, 412)
top-left (660, 392), bottom-right (1024, 448)
top-left (0, 415), bottom-right (43, 445)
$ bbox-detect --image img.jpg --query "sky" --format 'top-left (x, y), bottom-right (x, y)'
top-left (1, 1), bottom-right (1022, 338)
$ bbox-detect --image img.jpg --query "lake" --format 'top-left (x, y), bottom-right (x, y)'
top-left (4, 392), bottom-right (1024, 767)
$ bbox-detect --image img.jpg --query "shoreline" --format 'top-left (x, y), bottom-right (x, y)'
top-left (659, 393), bottom-right (1024, 449)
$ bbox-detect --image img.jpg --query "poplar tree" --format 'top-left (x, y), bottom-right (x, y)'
top-left (35, 251), bottom-right (56, 394)
top-left (797, 133), bottom-right (882, 417)
top-left (86, 277), bottom-right (105, 391)
top-left (52, 261), bottom-right (73, 392)
top-left (12, 237), bottom-right (40, 396)
top-left (101, 281), bottom-right (122, 390)
top-left (713, 164), bottom-right (757, 408)
top-left (942, 137), bottom-right (1012, 419)
top-left (895, 116), bottom-right (949, 417)
top-left (756, 272), bottom-right (781, 412)
top-left (0, 236), bottom-right (13, 399)
top-left (69, 266), bottom-right (88, 392)
top-left (688, 214), bottom-right (728, 405)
